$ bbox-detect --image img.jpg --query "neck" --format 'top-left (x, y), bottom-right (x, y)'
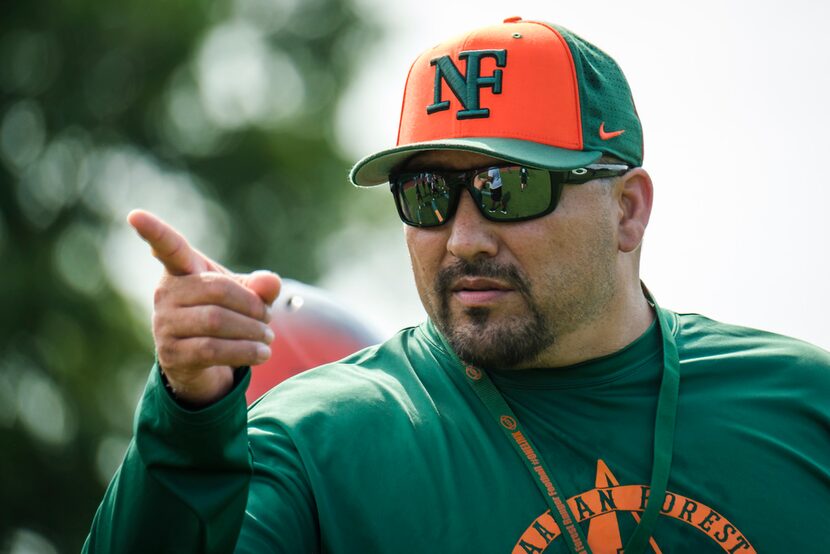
top-left (518, 282), bottom-right (655, 369)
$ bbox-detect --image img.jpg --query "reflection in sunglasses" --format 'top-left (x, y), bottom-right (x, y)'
top-left (391, 164), bottom-right (628, 227)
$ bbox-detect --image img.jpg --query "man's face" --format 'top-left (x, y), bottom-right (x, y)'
top-left (403, 151), bottom-right (621, 369)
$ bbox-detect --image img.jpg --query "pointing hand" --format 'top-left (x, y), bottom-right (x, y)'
top-left (128, 209), bottom-right (281, 406)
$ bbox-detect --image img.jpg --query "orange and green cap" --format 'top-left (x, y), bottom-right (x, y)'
top-left (350, 17), bottom-right (644, 186)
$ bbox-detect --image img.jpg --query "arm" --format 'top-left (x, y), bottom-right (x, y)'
top-left (84, 365), bottom-right (320, 553)
top-left (83, 365), bottom-right (251, 553)
top-left (84, 211), bottom-right (316, 552)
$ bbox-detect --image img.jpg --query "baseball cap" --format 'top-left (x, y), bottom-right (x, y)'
top-left (349, 17), bottom-right (643, 187)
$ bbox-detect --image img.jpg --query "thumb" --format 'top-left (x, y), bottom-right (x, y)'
top-left (240, 270), bottom-right (282, 306)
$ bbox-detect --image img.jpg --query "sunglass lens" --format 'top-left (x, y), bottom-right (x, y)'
top-left (473, 166), bottom-right (551, 220)
top-left (396, 173), bottom-right (453, 226)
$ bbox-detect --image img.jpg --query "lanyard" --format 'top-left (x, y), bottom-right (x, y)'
top-left (443, 293), bottom-right (680, 554)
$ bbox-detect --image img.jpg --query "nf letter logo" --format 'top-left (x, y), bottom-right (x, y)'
top-left (426, 49), bottom-right (507, 119)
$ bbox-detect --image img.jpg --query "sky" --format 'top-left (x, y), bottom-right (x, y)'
top-left (318, 0), bottom-right (830, 349)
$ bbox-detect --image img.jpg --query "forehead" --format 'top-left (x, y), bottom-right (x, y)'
top-left (401, 150), bottom-right (509, 172)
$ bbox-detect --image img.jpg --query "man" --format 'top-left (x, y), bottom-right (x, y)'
top-left (486, 166), bottom-right (506, 213)
top-left (85, 17), bottom-right (829, 554)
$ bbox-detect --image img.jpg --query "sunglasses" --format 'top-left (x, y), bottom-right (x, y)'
top-left (389, 163), bottom-right (630, 227)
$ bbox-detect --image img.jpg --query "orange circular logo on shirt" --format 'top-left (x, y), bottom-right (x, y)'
top-left (501, 415), bottom-right (518, 430)
top-left (466, 367), bottom-right (483, 381)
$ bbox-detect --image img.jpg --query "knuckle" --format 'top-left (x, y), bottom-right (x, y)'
top-left (203, 306), bottom-right (223, 334)
top-left (156, 341), bottom-right (177, 368)
top-left (152, 311), bottom-right (163, 332)
top-left (153, 285), bottom-right (167, 306)
top-left (194, 337), bottom-right (218, 364)
top-left (203, 277), bottom-right (228, 304)
top-left (154, 274), bottom-right (183, 307)
top-left (152, 311), bottom-right (174, 340)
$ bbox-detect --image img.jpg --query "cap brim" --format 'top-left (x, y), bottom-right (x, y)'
top-left (349, 137), bottom-right (602, 187)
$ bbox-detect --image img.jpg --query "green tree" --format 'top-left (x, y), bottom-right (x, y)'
top-left (0, 0), bottom-right (377, 550)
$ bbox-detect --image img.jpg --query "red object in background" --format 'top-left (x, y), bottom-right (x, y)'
top-left (246, 279), bottom-right (384, 405)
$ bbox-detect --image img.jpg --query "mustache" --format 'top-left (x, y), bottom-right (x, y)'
top-left (435, 259), bottom-right (532, 299)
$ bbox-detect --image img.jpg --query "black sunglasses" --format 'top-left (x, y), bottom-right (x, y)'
top-left (389, 163), bottom-right (630, 227)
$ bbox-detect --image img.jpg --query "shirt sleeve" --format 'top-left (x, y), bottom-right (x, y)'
top-left (234, 413), bottom-right (320, 553)
top-left (82, 364), bottom-right (319, 554)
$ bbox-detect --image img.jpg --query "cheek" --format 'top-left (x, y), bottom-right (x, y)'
top-left (504, 218), bottom-right (575, 267)
top-left (506, 204), bottom-right (613, 289)
top-left (404, 227), bottom-right (446, 297)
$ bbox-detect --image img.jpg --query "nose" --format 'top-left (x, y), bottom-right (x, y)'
top-left (446, 189), bottom-right (499, 261)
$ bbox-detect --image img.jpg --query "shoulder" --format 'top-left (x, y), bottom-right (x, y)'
top-left (671, 311), bottom-right (830, 390)
top-left (673, 312), bottom-right (829, 361)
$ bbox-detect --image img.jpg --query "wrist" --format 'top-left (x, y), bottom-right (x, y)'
top-left (159, 365), bottom-right (243, 409)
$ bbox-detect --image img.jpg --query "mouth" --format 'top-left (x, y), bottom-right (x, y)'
top-left (450, 277), bottom-right (514, 306)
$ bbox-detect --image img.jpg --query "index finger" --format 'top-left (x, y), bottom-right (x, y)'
top-left (128, 210), bottom-right (214, 276)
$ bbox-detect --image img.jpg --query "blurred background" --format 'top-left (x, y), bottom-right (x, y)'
top-left (1, 0), bottom-right (827, 552)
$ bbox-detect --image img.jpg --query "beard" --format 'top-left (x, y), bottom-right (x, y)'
top-left (432, 259), bottom-right (555, 369)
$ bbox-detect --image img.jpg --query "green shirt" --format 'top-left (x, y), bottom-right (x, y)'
top-left (84, 311), bottom-right (830, 553)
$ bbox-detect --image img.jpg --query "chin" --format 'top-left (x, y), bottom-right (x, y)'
top-left (439, 309), bottom-right (554, 370)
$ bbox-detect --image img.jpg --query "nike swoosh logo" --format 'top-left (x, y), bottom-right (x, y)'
top-left (599, 122), bottom-right (625, 140)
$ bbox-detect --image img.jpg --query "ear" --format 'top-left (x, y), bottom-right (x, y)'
top-left (614, 168), bottom-right (653, 253)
